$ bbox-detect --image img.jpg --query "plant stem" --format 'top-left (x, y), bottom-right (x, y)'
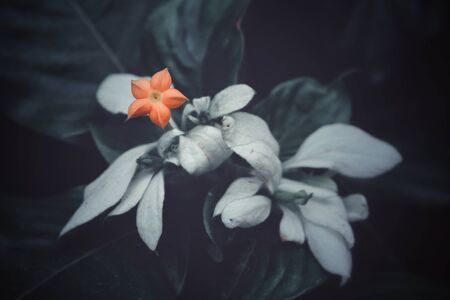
top-left (168, 117), bottom-right (180, 130)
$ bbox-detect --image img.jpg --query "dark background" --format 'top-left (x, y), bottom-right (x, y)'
top-left (1, 0), bottom-right (449, 299)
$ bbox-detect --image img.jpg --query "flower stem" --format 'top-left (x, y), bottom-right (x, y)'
top-left (168, 117), bottom-right (180, 130)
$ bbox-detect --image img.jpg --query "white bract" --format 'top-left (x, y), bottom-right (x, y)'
top-left (213, 177), bottom-right (270, 228)
top-left (221, 112), bottom-right (282, 192)
top-left (60, 142), bottom-right (164, 250)
top-left (181, 84), bottom-right (255, 128)
top-left (214, 123), bottom-right (402, 283)
top-left (178, 125), bottom-right (232, 174)
top-left (283, 124), bottom-right (402, 178)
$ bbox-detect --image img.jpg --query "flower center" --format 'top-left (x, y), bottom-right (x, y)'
top-left (149, 91), bottom-right (162, 103)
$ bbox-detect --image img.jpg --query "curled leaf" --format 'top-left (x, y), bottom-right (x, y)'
top-left (157, 129), bottom-right (184, 157)
top-left (178, 125), bottom-right (232, 175)
top-left (214, 177), bottom-right (263, 217)
top-left (221, 195), bottom-right (271, 229)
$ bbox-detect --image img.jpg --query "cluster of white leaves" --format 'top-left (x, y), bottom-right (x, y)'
top-left (214, 123), bottom-right (402, 283)
top-left (63, 73), bottom-right (402, 283)
top-left (61, 74), bottom-right (281, 251)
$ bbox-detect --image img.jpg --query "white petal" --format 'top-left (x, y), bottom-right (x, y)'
top-left (157, 129), bottom-right (184, 157)
top-left (222, 112), bottom-right (280, 155)
top-left (193, 96), bottom-right (211, 113)
top-left (96, 73), bottom-right (139, 115)
top-left (181, 103), bottom-right (196, 130)
top-left (60, 144), bottom-right (150, 236)
top-left (304, 222), bottom-right (352, 284)
top-left (136, 170), bottom-right (165, 251)
top-left (344, 194), bottom-right (369, 222)
top-left (178, 125), bottom-right (232, 175)
top-left (222, 113), bottom-right (281, 191)
top-left (209, 84), bottom-right (255, 119)
top-left (221, 195), bottom-right (271, 228)
top-left (300, 196), bottom-right (355, 248)
top-left (213, 177), bottom-right (263, 217)
top-left (278, 178), bottom-right (337, 199)
top-left (279, 204), bottom-right (305, 244)
top-left (283, 124), bottom-right (402, 178)
top-left (108, 169), bottom-right (154, 216)
top-left (178, 136), bottom-right (206, 174)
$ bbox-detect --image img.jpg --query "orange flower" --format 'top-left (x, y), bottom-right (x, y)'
top-left (128, 68), bottom-right (187, 128)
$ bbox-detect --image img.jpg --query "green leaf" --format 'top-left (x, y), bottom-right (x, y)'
top-left (0, 188), bottom-right (188, 299)
top-left (1, 0), bottom-right (164, 142)
top-left (253, 77), bottom-right (352, 161)
top-left (143, 0), bottom-right (250, 97)
top-left (222, 241), bottom-right (328, 300)
top-left (203, 184), bottom-right (234, 262)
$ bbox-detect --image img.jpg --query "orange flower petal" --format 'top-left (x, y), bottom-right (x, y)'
top-left (162, 88), bottom-right (188, 109)
top-left (132, 79), bottom-right (151, 99)
top-left (149, 102), bottom-right (171, 128)
top-left (128, 99), bottom-right (152, 119)
top-left (150, 68), bottom-right (172, 92)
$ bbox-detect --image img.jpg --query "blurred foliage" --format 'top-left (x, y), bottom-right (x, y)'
top-left (1, 0), bottom-right (248, 146)
top-left (144, 0), bottom-right (250, 97)
top-left (0, 0), bottom-right (163, 142)
top-left (0, 186), bottom-right (190, 300)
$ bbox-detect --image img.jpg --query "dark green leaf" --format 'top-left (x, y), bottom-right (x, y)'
top-left (0, 188), bottom-right (188, 299)
top-left (253, 77), bottom-right (352, 161)
top-left (89, 117), bottom-right (163, 164)
top-left (143, 0), bottom-right (250, 97)
top-left (203, 184), bottom-right (234, 262)
top-left (0, 187), bottom-right (84, 250)
top-left (221, 241), bottom-right (328, 300)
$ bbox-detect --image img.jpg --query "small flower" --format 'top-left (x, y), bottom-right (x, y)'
top-left (128, 68), bottom-right (187, 128)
